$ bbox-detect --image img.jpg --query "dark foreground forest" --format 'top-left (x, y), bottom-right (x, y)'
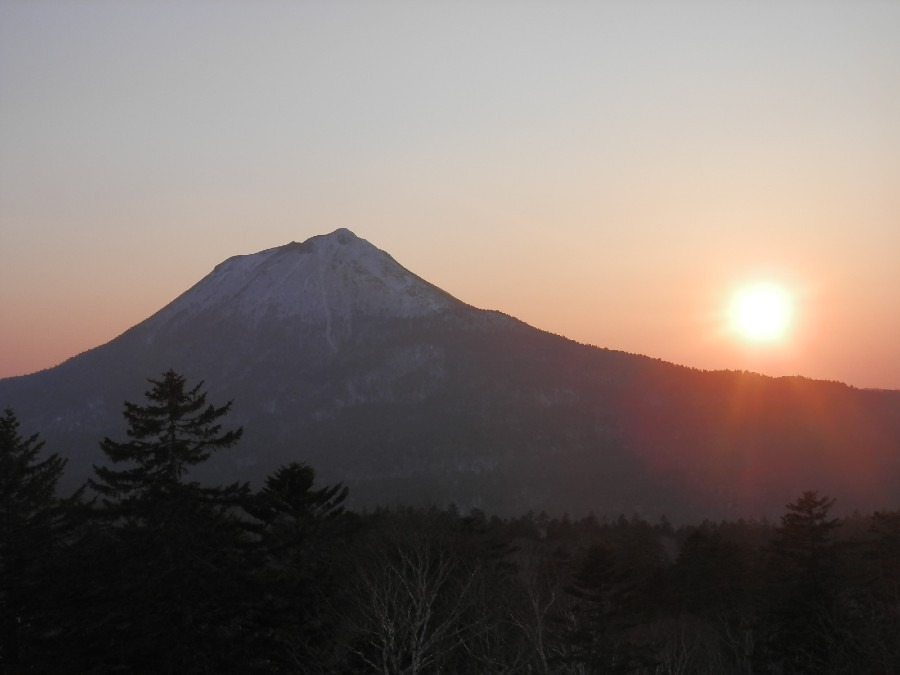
top-left (2, 371), bottom-right (899, 674)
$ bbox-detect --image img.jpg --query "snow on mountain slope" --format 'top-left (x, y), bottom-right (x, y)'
top-left (142, 229), bottom-right (464, 340)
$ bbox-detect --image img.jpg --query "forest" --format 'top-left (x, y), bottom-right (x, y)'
top-left (2, 370), bottom-right (899, 674)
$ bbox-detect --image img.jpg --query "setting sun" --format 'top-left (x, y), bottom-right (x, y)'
top-left (730, 283), bottom-right (793, 342)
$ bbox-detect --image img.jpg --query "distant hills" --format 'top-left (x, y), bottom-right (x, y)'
top-left (2, 228), bottom-right (898, 522)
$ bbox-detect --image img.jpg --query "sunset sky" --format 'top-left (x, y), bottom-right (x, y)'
top-left (2, 2), bottom-right (899, 389)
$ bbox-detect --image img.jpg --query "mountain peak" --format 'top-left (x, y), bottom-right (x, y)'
top-left (143, 229), bottom-right (464, 343)
top-left (287, 227), bottom-right (362, 250)
top-left (322, 226), bottom-right (358, 243)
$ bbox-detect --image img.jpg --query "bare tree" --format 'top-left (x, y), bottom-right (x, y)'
top-left (509, 539), bottom-right (576, 673)
top-left (339, 512), bottom-right (487, 674)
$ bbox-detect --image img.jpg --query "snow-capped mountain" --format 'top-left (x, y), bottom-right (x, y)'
top-left (102, 228), bottom-right (496, 383)
top-left (2, 229), bottom-right (899, 522)
top-left (144, 229), bottom-right (462, 345)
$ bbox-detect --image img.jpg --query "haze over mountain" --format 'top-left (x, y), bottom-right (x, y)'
top-left (2, 229), bottom-right (898, 522)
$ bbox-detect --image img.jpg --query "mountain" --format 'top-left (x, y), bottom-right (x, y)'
top-left (2, 228), bottom-right (899, 522)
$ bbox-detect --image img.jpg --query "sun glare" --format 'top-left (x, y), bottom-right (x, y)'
top-left (730, 283), bottom-right (792, 342)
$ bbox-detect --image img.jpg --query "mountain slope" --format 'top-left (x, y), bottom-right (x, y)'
top-left (2, 229), bottom-right (898, 521)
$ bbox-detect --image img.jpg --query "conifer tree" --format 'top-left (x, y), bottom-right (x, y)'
top-left (0, 408), bottom-right (73, 669)
top-left (244, 463), bottom-right (351, 671)
top-left (84, 370), bottom-right (255, 674)
top-left (91, 369), bottom-right (243, 508)
top-left (563, 542), bottom-right (650, 674)
top-left (769, 491), bottom-right (840, 576)
top-left (252, 462), bottom-right (348, 544)
top-left (855, 510), bottom-right (900, 672)
top-left (763, 490), bottom-right (848, 674)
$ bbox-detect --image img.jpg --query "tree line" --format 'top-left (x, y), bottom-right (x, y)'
top-left (2, 370), bottom-right (899, 674)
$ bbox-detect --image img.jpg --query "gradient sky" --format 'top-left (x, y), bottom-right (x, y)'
top-left (2, 1), bottom-right (899, 389)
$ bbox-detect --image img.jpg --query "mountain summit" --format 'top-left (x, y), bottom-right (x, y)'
top-left (142, 228), bottom-right (463, 351)
top-left (2, 230), bottom-right (899, 521)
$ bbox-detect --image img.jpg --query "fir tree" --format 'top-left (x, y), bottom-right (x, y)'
top-left (563, 542), bottom-right (651, 674)
top-left (83, 370), bottom-right (256, 674)
top-left (91, 369), bottom-right (243, 507)
top-left (251, 462), bottom-right (348, 547)
top-left (769, 491), bottom-right (840, 577)
top-left (0, 408), bottom-right (74, 670)
top-left (244, 463), bottom-right (351, 671)
top-left (763, 491), bottom-right (849, 674)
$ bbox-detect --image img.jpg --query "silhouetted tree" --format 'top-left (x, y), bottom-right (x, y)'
top-left (91, 369), bottom-right (243, 500)
top-left (244, 462), bottom-right (351, 672)
top-left (82, 370), bottom-right (254, 674)
top-left (762, 491), bottom-right (851, 674)
top-left (251, 462), bottom-right (348, 547)
top-left (562, 541), bottom-right (652, 674)
top-left (669, 526), bottom-right (759, 674)
top-left (849, 510), bottom-right (900, 672)
top-left (0, 408), bottom-right (78, 671)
